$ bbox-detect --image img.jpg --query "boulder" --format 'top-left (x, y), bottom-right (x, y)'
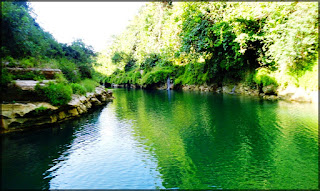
top-left (94, 86), bottom-right (105, 96)
top-left (68, 95), bottom-right (83, 107)
top-left (1, 102), bottom-right (57, 119)
top-left (262, 85), bottom-right (277, 95)
top-left (90, 97), bottom-right (102, 106)
top-left (222, 85), bottom-right (233, 93)
top-left (68, 108), bottom-right (79, 117)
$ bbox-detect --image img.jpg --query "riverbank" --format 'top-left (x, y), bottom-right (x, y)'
top-left (111, 82), bottom-right (318, 104)
top-left (179, 83), bottom-right (318, 103)
top-left (0, 86), bottom-right (113, 134)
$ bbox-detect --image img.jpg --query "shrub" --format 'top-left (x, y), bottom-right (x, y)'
top-left (5, 56), bottom-right (17, 67)
top-left (58, 58), bottom-right (81, 83)
top-left (80, 78), bottom-right (99, 92)
top-left (11, 70), bottom-right (46, 81)
top-left (20, 58), bottom-right (35, 68)
top-left (35, 82), bottom-right (73, 106)
top-left (71, 83), bottom-right (86, 95)
top-left (254, 68), bottom-right (278, 87)
top-left (54, 73), bottom-right (68, 83)
top-left (0, 68), bottom-right (13, 86)
top-left (140, 67), bottom-right (173, 85)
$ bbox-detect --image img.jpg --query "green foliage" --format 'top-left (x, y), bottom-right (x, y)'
top-left (19, 58), bottom-right (35, 68)
top-left (1, 2), bottom-right (97, 84)
top-left (140, 54), bottom-right (160, 71)
top-left (35, 82), bottom-right (73, 106)
top-left (57, 58), bottom-right (81, 83)
top-left (80, 79), bottom-right (99, 92)
top-left (71, 83), bottom-right (87, 95)
top-left (253, 68), bottom-right (278, 87)
top-left (4, 56), bottom-right (17, 67)
top-left (1, 2), bottom-right (63, 59)
top-left (298, 64), bottom-right (318, 91)
top-left (95, 2), bottom-right (318, 91)
top-left (11, 70), bottom-right (46, 81)
top-left (54, 73), bottom-right (68, 84)
top-left (0, 68), bottom-right (13, 87)
top-left (262, 2), bottom-right (318, 73)
top-left (34, 106), bottom-right (48, 114)
top-left (141, 67), bottom-right (173, 85)
top-left (63, 39), bottom-right (96, 79)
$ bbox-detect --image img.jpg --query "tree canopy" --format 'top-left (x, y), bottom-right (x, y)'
top-left (96, 2), bottom-right (318, 91)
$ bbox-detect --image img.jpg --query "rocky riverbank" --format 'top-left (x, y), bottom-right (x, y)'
top-left (1, 86), bottom-right (113, 134)
top-left (179, 83), bottom-right (318, 103)
top-left (112, 82), bottom-right (318, 104)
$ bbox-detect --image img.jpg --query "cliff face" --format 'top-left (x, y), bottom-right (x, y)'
top-left (1, 86), bottom-right (113, 134)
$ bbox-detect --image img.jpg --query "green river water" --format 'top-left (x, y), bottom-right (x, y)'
top-left (1, 89), bottom-right (318, 189)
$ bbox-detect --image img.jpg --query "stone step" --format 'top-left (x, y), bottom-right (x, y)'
top-left (14, 80), bottom-right (55, 91)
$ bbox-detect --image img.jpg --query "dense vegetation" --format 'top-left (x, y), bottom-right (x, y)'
top-left (96, 2), bottom-right (318, 91)
top-left (1, 1), bottom-right (318, 105)
top-left (1, 1), bottom-right (102, 105)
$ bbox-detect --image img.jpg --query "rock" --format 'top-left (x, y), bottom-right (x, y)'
top-left (77, 104), bottom-right (87, 114)
top-left (50, 115), bottom-right (58, 123)
top-left (1, 88), bottom-right (113, 132)
top-left (277, 85), bottom-right (296, 99)
top-left (290, 88), bottom-right (312, 102)
top-left (68, 95), bottom-right (83, 107)
top-left (68, 108), bottom-right (79, 116)
top-left (6, 68), bottom-right (62, 79)
top-left (268, 95), bottom-right (278, 101)
top-left (222, 85), bottom-right (234, 94)
top-left (278, 86), bottom-right (312, 102)
top-left (79, 95), bottom-right (87, 103)
top-left (262, 85), bottom-right (277, 95)
top-left (263, 95), bottom-right (278, 101)
top-left (94, 86), bottom-right (105, 96)
top-left (86, 92), bottom-right (95, 99)
top-left (58, 111), bottom-right (67, 120)
top-left (1, 102), bottom-right (57, 119)
top-left (84, 101), bottom-right (92, 109)
top-left (90, 97), bottom-right (102, 106)
top-left (100, 95), bottom-right (107, 102)
top-left (14, 80), bottom-right (55, 91)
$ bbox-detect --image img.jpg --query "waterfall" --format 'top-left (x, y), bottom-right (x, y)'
top-left (167, 77), bottom-right (171, 90)
top-left (230, 85), bottom-right (236, 94)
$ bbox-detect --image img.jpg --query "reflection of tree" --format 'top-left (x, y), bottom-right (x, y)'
top-left (1, 108), bottom-right (104, 189)
top-left (266, 101), bottom-right (318, 189)
top-left (112, 89), bottom-right (317, 189)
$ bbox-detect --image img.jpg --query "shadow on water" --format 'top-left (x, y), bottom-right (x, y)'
top-left (1, 106), bottom-right (105, 190)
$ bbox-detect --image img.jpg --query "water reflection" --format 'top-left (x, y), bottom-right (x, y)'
top-left (1, 121), bottom-right (75, 189)
top-left (112, 89), bottom-right (318, 189)
top-left (1, 89), bottom-right (318, 189)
